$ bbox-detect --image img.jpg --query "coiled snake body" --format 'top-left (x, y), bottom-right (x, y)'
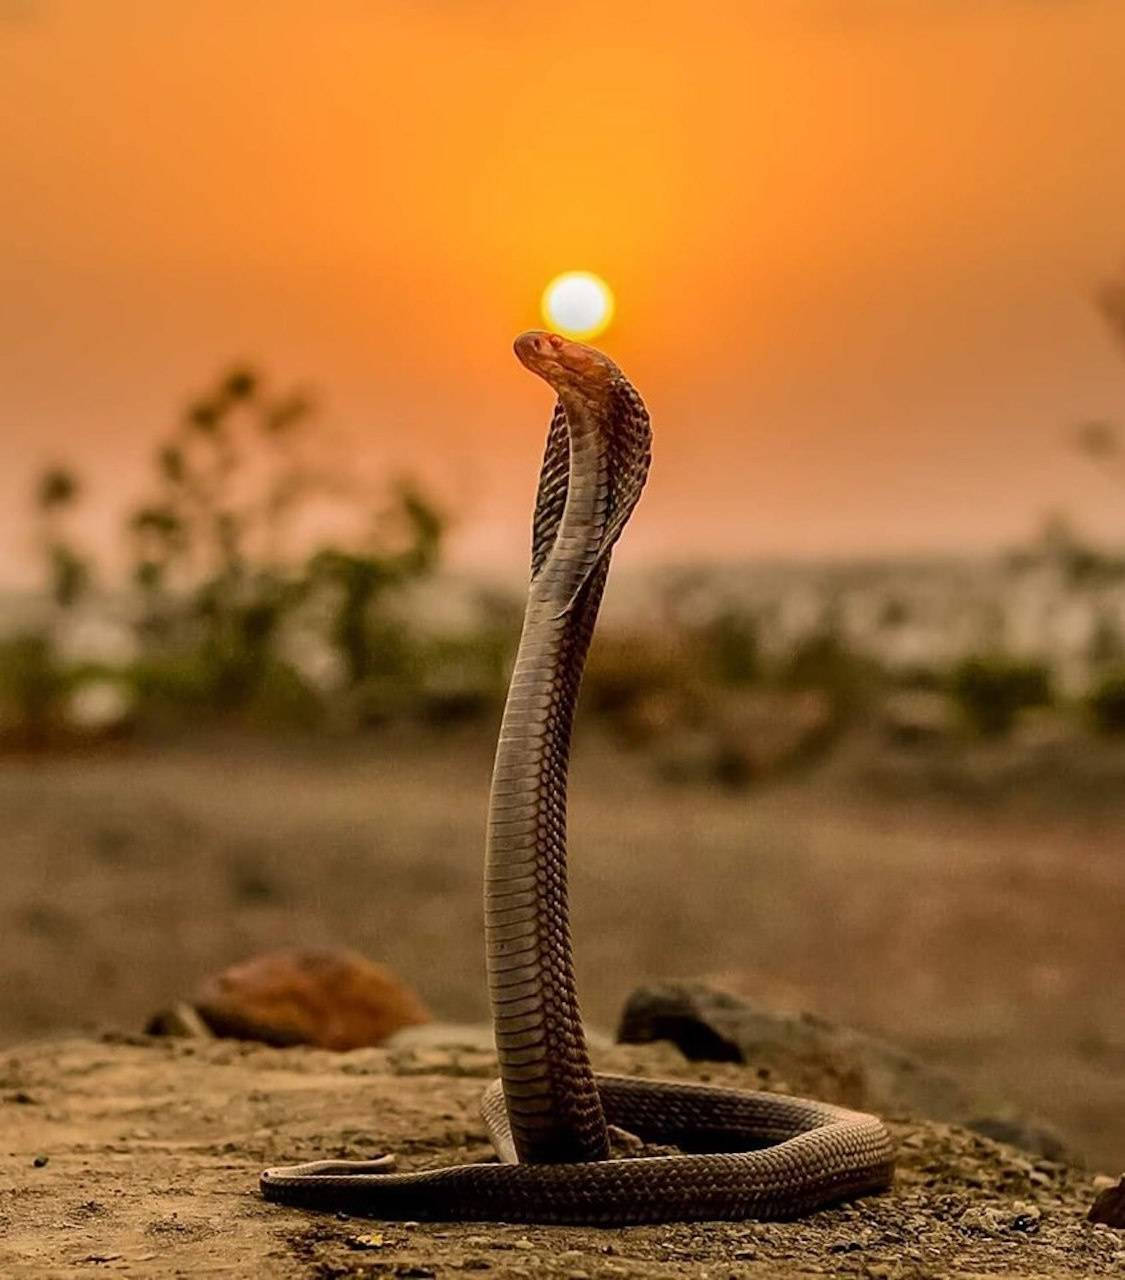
top-left (260, 332), bottom-right (895, 1224)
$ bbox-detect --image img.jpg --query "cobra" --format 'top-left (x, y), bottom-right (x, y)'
top-left (260, 331), bottom-right (895, 1224)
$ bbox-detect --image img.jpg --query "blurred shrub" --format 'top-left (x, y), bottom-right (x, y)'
top-left (1087, 671), bottom-right (1125, 735)
top-left (582, 612), bottom-right (867, 787)
top-left (779, 623), bottom-right (879, 759)
top-left (1, 364), bottom-right (454, 742)
top-left (0, 632), bottom-right (66, 749)
top-left (950, 656), bottom-right (1052, 737)
top-left (698, 608), bottom-right (760, 686)
top-left (125, 369), bottom-right (448, 726)
top-left (584, 630), bottom-right (703, 749)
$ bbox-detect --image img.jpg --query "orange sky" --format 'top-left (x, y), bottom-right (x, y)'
top-left (3, 0), bottom-right (1125, 579)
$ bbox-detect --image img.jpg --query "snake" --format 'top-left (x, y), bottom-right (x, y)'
top-left (260, 331), bottom-right (895, 1224)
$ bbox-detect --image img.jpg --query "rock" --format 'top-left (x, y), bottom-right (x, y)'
top-left (617, 981), bottom-right (1067, 1159)
top-left (1089, 1174), bottom-right (1125, 1227)
top-left (188, 947), bottom-right (430, 1050)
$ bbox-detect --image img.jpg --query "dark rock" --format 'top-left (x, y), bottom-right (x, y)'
top-left (1088, 1174), bottom-right (1125, 1227)
top-left (617, 981), bottom-right (1067, 1160)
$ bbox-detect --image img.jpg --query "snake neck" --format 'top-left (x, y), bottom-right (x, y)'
top-left (485, 386), bottom-right (645, 1165)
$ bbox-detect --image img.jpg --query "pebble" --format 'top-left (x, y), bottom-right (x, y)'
top-left (32, 1155), bottom-right (48, 1168)
top-left (345, 1233), bottom-right (384, 1250)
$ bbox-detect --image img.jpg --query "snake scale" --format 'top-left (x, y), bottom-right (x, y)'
top-left (260, 331), bottom-right (895, 1224)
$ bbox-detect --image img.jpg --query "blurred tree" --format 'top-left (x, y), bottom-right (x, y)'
top-left (950, 656), bottom-right (1052, 738)
top-left (1088, 671), bottom-right (1125, 735)
top-left (35, 465), bottom-right (91, 609)
top-left (123, 366), bottom-right (446, 723)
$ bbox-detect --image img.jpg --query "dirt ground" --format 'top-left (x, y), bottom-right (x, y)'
top-left (1, 1034), bottom-right (1122, 1279)
top-left (0, 728), bottom-right (1122, 1183)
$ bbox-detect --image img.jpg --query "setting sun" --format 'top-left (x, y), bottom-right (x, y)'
top-left (541, 271), bottom-right (615, 340)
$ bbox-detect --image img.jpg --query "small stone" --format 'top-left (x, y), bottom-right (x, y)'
top-left (32, 1155), bottom-right (48, 1168)
top-left (346, 1233), bottom-right (384, 1250)
top-left (1010, 1211), bottom-right (1040, 1234)
top-left (513, 1237), bottom-right (535, 1250)
top-left (959, 1205), bottom-right (1006, 1235)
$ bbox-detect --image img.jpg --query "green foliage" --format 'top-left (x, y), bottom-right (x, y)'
top-left (699, 608), bottom-right (760, 685)
top-left (47, 544), bottom-right (89, 609)
top-left (3, 363), bottom-right (452, 739)
top-left (112, 365), bottom-right (448, 723)
top-left (37, 467), bottom-right (79, 510)
top-left (1087, 671), bottom-right (1125, 735)
top-left (33, 466), bottom-right (91, 611)
top-left (0, 632), bottom-right (66, 748)
top-left (950, 656), bottom-right (1052, 738)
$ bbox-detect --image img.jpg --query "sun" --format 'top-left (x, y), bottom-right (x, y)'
top-left (541, 271), bottom-right (615, 340)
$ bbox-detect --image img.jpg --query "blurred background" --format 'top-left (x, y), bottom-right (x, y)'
top-left (2, 1), bottom-right (1123, 1169)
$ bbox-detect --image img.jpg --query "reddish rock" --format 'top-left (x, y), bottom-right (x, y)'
top-left (192, 948), bottom-right (430, 1051)
top-left (1088, 1174), bottom-right (1125, 1227)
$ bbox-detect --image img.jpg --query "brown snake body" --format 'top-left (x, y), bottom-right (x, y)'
top-left (260, 332), bottom-right (895, 1224)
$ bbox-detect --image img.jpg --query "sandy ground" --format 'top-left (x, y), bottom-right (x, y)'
top-left (1, 1035), bottom-right (1122, 1279)
top-left (1, 729), bottom-right (1122, 1176)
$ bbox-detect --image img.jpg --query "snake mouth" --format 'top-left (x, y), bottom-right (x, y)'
top-left (514, 330), bottom-right (617, 395)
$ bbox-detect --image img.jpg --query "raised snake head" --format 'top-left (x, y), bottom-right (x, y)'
top-left (514, 330), bottom-right (620, 403)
